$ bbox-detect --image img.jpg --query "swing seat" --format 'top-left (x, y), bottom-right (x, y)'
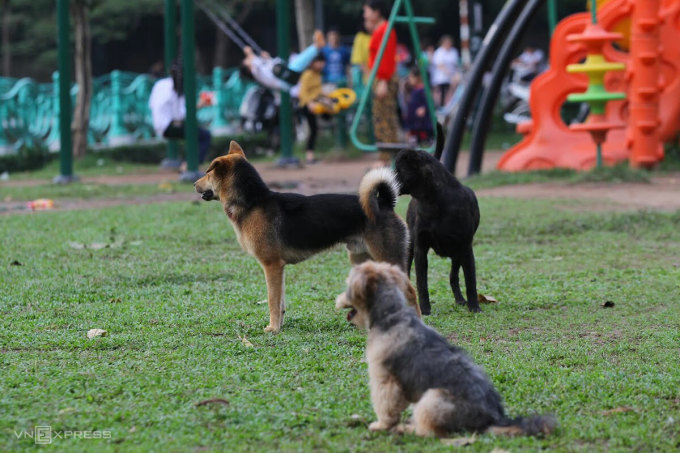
top-left (309, 88), bottom-right (357, 115)
top-left (375, 142), bottom-right (410, 152)
top-left (272, 63), bottom-right (302, 86)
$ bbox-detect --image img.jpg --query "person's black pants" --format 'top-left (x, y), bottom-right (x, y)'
top-left (163, 121), bottom-right (211, 164)
top-left (436, 82), bottom-right (450, 107)
top-left (302, 106), bottom-right (317, 151)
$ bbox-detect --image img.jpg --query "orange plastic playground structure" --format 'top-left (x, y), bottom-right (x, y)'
top-left (498, 0), bottom-right (680, 171)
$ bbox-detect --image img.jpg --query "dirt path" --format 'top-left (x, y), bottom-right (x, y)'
top-left (2, 151), bottom-right (680, 214)
top-left (477, 174), bottom-right (680, 212)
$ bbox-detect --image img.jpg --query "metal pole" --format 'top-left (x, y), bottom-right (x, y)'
top-left (54, 0), bottom-right (76, 184)
top-left (162, 0), bottom-right (180, 169)
top-left (547, 0), bottom-right (558, 36)
top-left (467, 0), bottom-right (543, 176)
top-left (276, 0), bottom-right (297, 166)
top-left (179, 0), bottom-right (201, 182)
top-left (440, 0), bottom-right (529, 173)
top-left (459, 0), bottom-right (472, 68)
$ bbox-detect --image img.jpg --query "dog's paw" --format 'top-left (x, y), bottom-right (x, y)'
top-left (369, 421), bottom-right (393, 432)
top-left (420, 306), bottom-right (431, 316)
top-left (455, 298), bottom-right (467, 306)
top-left (393, 423), bottom-right (415, 434)
top-left (264, 324), bottom-right (280, 333)
top-left (468, 305), bottom-right (482, 313)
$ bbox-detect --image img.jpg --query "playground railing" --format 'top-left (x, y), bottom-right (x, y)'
top-left (0, 67), bottom-right (253, 155)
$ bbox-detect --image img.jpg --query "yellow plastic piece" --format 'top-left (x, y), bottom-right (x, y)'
top-left (567, 54), bottom-right (625, 86)
top-left (594, 0), bottom-right (631, 50)
top-left (329, 88), bottom-right (357, 109)
top-left (309, 88), bottom-right (357, 115)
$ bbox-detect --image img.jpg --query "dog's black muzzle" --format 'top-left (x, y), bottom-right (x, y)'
top-left (201, 189), bottom-right (214, 201)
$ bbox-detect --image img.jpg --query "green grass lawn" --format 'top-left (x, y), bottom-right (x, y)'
top-left (1, 197), bottom-right (680, 452)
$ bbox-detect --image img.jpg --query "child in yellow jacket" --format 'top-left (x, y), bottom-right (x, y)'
top-left (298, 54), bottom-right (329, 164)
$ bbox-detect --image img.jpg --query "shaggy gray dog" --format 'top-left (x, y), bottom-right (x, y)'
top-left (336, 261), bottom-right (556, 437)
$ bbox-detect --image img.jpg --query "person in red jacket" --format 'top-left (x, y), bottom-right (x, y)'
top-left (364, 0), bottom-right (400, 167)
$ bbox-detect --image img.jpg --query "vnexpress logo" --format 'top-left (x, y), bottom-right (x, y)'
top-left (14, 425), bottom-right (111, 444)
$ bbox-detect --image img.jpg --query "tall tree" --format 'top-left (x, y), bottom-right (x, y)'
top-left (294, 0), bottom-right (314, 50)
top-left (71, 0), bottom-right (92, 159)
top-left (1, 0), bottom-right (10, 76)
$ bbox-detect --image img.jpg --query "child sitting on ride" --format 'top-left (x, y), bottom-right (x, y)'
top-left (404, 66), bottom-right (433, 145)
top-left (241, 30), bottom-right (326, 92)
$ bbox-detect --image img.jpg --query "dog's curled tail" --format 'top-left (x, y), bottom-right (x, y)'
top-left (488, 414), bottom-right (557, 437)
top-left (358, 167), bottom-right (400, 222)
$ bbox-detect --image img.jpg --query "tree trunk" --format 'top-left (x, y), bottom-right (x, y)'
top-left (214, 27), bottom-right (229, 68)
top-left (294, 0), bottom-right (315, 51)
top-left (1, 0), bottom-right (10, 77)
top-left (71, 1), bottom-right (92, 159)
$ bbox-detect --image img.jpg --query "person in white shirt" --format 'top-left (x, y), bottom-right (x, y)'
top-left (148, 61), bottom-right (211, 165)
top-left (431, 35), bottom-right (461, 107)
top-left (512, 45), bottom-right (545, 82)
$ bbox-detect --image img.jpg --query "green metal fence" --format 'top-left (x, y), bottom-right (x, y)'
top-left (0, 67), bottom-right (252, 154)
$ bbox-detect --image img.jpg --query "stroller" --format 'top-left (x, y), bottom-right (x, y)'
top-left (239, 85), bottom-right (280, 149)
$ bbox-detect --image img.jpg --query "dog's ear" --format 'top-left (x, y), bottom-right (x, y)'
top-left (205, 160), bottom-right (220, 174)
top-left (389, 265), bottom-right (420, 316)
top-left (228, 141), bottom-right (246, 158)
top-left (348, 264), bottom-right (382, 308)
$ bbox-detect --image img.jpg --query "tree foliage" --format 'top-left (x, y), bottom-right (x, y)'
top-left (3, 0), bottom-right (594, 81)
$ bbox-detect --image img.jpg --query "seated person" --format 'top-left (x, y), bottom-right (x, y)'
top-left (241, 30), bottom-right (326, 92)
top-left (404, 66), bottom-right (433, 145)
top-left (511, 45), bottom-right (545, 82)
top-left (148, 60), bottom-right (211, 166)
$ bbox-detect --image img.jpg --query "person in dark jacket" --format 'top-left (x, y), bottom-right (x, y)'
top-left (404, 66), bottom-right (433, 145)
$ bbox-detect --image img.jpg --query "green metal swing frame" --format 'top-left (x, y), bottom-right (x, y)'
top-left (349, 0), bottom-right (438, 153)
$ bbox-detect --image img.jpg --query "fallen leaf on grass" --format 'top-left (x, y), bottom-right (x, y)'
top-left (478, 294), bottom-right (498, 304)
top-left (346, 414), bottom-right (365, 427)
top-left (87, 329), bottom-right (107, 339)
top-left (256, 300), bottom-right (267, 305)
top-left (68, 241), bottom-right (108, 250)
top-left (441, 434), bottom-right (476, 446)
top-left (240, 336), bottom-right (254, 347)
top-left (601, 406), bottom-right (634, 416)
top-left (10, 260), bottom-right (23, 266)
top-left (109, 298), bottom-right (122, 304)
top-left (158, 182), bottom-right (175, 192)
top-left (58, 407), bottom-right (77, 415)
top-left (195, 398), bottom-right (230, 407)
top-left (602, 301), bottom-right (616, 308)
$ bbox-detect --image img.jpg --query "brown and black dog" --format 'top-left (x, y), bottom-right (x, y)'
top-left (194, 141), bottom-right (418, 332)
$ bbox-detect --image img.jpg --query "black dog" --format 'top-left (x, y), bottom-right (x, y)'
top-left (395, 126), bottom-right (481, 314)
